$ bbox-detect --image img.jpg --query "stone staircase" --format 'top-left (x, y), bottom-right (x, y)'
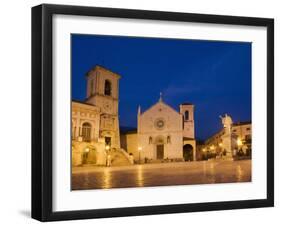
top-left (109, 148), bottom-right (133, 166)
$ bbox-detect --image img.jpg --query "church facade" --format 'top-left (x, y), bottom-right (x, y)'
top-left (72, 65), bottom-right (197, 166)
top-left (121, 96), bottom-right (196, 163)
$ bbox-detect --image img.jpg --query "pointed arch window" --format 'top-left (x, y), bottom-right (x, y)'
top-left (104, 80), bottom-right (112, 96)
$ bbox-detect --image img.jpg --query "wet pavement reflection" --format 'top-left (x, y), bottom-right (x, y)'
top-left (72, 160), bottom-right (251, 190)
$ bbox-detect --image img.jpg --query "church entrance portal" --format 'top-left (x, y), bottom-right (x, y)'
top-left (183, 144), bottom-right (193, 161)
top-left (156, 145), bottom-right (164, 159)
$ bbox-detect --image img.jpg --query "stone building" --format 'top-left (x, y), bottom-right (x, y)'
top-left (197, 121), bottom-right (252, 160)
top-left (71, 65), bottom-right (131, 166)
top-left (121, 94), bottom-right (196, 162)
top-left (72, 65), bottom-right (197, 166)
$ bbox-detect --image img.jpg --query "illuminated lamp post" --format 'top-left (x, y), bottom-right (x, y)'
top-left (237, 138), bottom-right (243, 147)
top-left (237, 137), bottom-right (243, 156)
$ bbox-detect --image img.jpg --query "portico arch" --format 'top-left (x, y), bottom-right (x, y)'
top-left (82, 145), bottom-right (97, 164)
top-left (183, 139), bottom-right (196, 161)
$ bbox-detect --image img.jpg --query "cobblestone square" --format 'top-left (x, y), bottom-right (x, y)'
top-left (72, 160), bottom-right (251, 190)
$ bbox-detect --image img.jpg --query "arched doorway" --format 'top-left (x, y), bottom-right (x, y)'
top-left (82, 146), bottom-right (97, 164)
top-left (183, 144), bottom-right (193, 161)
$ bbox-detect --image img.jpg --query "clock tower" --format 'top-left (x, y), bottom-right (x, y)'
top-left (85, 65), bottom-right (121, 148)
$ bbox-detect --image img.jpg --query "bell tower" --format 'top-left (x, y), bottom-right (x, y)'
top-left (180, 103), bottom-right (195, 139)
top-left (85, 65), bottom-right (121, 148)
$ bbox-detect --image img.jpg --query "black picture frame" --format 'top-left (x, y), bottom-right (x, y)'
top-left (32, 4), bottom-right (274, 222)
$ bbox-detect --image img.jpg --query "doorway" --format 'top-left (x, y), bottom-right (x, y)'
top-left (156, 144), bottom-right (164, 159)
top-left (183, 144), bottom-right (193, 161)
top-left (105, 137), bottom-right (111, 146)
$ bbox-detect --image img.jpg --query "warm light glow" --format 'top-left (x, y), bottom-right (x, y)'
top-left (85, 148), bottom-right (89, 153)
top-left (103, 168), bottom-right (112, 189)
top-left (219, 143), bottom-right (223, 147)
top-left (236, 165), bottom-right (243, 182)
top-left (138, 146), bottom-right (142, 151)
top-left (237, 138), bottom-right (243, 146)
top-left (105, 145), bottom-right (110, 151)
top-left (137, 165), bottom-right (144, 187)
top-left (202, 148), bottom-right (206, 152)
top-left (210, 145), bottom-right (215, 150)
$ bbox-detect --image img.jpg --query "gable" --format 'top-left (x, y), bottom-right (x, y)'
top-left (141, 101), bottom-right (180, 117)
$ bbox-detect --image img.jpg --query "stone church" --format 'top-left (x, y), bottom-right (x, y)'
top-left (121, 95), bottom-right (196, 163)
top-left (72, 65), bottom-right (196, 166)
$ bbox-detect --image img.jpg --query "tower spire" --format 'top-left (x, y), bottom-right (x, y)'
top-left (138, 105), bottom-right (141, 115)
top-left (159, 92), bottom-right (163, 102)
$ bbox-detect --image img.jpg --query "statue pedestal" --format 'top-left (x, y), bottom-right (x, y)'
top-left (221, 133), bottom-right (237, 161)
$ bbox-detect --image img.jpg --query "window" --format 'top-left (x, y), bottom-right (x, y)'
top-left (246, 127), bottom-right (251, 131)
top-left (149, 136), bottom-right (153, 144)
top-left (82, 122), bottom-right (91, 142)
top-left (72, 126), bottom-right (76, 140)
top-left (184, 110), bottom-right (189, 121)
top-left (104, 80), bottom-right (112, 96)
top-left (167, 136), bottom-right (171, 143)
top-left (91, 79), bottom-right (94, 95)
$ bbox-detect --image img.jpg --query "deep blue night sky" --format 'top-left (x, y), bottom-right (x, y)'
top-left (72, 34), bottom-right (251, 140)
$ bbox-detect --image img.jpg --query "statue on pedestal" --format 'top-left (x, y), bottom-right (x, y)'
top-left (220, 113), bottom-right (233, 134)
top-left (220, 114), bottom-right (235, 160)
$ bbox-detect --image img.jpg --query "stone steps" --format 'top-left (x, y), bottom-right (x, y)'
top-left (109, 149), bottom-right (133, 166)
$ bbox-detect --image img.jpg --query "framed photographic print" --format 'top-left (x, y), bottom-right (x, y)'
top-left (32, 4), bottom-right (274, 221)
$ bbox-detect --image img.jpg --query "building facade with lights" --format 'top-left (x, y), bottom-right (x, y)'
top-left (72, 66), bottom-right (133, 166)
top-left (72, 65), bottom-right (197, 166)
top-left (197, 121), bottom-right (252, 160)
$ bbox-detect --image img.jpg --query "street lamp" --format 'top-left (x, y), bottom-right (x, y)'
top-left (237, 138), bottom-right (243, 147)
top-left (85, 148), bottom-right (90, 153)
top-left (138, 146), bottom-right (142, 164)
